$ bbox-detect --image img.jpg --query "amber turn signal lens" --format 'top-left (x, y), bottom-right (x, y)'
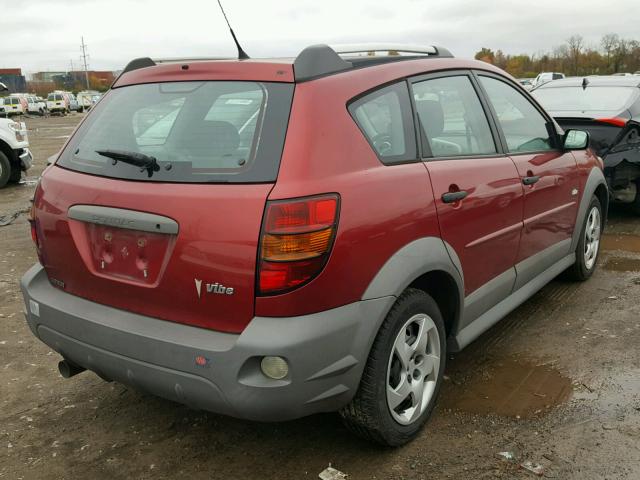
top-left (262, 228), bottom-right (333, 261)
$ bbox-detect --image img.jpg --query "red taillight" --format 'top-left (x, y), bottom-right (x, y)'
top-left (28, 201), bottom-right (43, 261)
top-left (258, 194), bottom-right (340, 295)
top-left (596, 117), bottom-right (628, 128)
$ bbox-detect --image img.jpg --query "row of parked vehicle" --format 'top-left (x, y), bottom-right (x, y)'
top-left (0, 90), bottom-right (101, 117)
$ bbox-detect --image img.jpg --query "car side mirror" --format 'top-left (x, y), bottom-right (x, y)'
top-left (563, 129), bottom-right (589, 150)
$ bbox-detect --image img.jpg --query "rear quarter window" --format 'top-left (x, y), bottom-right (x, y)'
top-left (348, 82), bottom-right (417, 164)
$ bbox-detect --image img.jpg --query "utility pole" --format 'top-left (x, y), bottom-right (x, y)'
top-left (80, 36), bottom-right (90, 90)
top-left (69, 60), bottom-right (75, 90)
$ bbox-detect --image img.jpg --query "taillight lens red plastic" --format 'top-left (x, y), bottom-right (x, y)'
top-left (258, 194), bottom-right (340, 295)
top-left (28, 201), bottom-right (42, 260)
top-left (596, 117), bottom-right (628, 127)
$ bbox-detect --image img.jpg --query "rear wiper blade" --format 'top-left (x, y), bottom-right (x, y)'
top-left (96, 149), bottom-right (160, 177)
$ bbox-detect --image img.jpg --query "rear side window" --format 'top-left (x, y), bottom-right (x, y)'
top-left (412, 75), bottom-right (496, 157)
top-left (57, 81), bottom-right (294, 183)
top-left (479, 76), bottom-right (554, 154)
top-left (349, 82), bottom-right (417, 164)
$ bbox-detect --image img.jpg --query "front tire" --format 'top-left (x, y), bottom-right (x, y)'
top-left (0, 152), bottom-right (11, 188)
top-left (9, 166), bottom-right (21, 183)
top-left (566, 196), bottom-right (602, 281)
top-left (340, 288), bottom-right (446, 446)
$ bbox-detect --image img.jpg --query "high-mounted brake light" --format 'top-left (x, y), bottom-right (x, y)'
top-left (596, 117), bottom-right (628, 128)
top-left (258, 194), bottom-right (340, 295)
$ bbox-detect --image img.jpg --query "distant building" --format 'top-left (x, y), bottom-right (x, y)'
top-left (31, 71), bottom-right (66, 83)
top-left (0, 68), bottom-right (27, 93)
top-left (32, 70), bottom-right (116, 92)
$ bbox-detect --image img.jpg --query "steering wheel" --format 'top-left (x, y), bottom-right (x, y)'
top-left (372, 134), bottom-right (393, 156)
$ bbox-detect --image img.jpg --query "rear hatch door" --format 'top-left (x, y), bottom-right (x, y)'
top-left (35, 78), bottom-right (294, 333)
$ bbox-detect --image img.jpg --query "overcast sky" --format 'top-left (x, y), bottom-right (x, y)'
top-left (1, 0), bottom-right (637, 75)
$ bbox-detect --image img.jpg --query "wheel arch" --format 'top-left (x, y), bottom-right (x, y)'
top-left (572, 167), bottom-right (609, 252)
top-left (362, 237), bottom-right (464, 343)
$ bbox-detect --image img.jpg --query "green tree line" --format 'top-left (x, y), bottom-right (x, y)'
top-left (475, 34), bottom-right (640, 78)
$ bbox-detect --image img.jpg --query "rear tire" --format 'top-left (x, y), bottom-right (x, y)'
top-left (340, 288), bottom-right (446, 446)
top-left (0, 152), bottom-right (11, 188)
top-left (632, 181), bottom-right (640, 216)
top-left (566, 195), bottom-right (602, 281)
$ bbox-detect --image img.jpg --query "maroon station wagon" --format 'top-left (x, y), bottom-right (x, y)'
top-left (22, 44), bottom-right (607, 445)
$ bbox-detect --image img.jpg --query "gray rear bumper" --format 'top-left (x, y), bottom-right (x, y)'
top-left (20, 264), bottom-right (394, 421)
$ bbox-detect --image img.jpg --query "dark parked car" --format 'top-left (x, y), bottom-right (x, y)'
top-left (22, 43), bottom-right (607, 446)
top-left (533, 76), bottom-right (640, 213)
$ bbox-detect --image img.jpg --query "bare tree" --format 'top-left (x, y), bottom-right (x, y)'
top-left (613, 38), bottom-right (630, 73)
top-left (567, 35), bottom-right (584, 76)
top-left (601, 33), bottom-right (619, 72)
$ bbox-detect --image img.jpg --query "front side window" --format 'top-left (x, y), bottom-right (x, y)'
top-left (480, 76), bottom-right (554, 153)
top-left (412, 75), bottom-right (496, 157)
top-left (349, 82), bottom-right (416, 164)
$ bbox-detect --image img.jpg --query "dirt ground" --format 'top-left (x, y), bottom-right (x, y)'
top-left (1, 114), bottom-right (640, 479)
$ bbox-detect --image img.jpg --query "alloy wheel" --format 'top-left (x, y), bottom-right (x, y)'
top-left (386, 313), bottom-right (441, 425)
top-left (584, 206), bottom-right (601, 270)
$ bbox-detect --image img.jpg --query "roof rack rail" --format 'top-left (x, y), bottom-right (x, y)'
top-left (293, 43), bottom-right (453, 82)
top-left (330, 43), bottom-right (447, 56)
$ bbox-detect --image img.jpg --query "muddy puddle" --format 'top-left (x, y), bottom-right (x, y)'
top-left (445, 358), bottom-right (572, 418)
top-left (604, 256), bottom-right (640, 272)
top-left (602, 234), bottom-right (640, 254)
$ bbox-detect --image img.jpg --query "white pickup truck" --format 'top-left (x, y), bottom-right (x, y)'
top-left (0, 118), bottom-right (32, 188)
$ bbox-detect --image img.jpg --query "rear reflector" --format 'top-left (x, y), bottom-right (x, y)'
top-left (596, 117), bottom-right (628, 127)
top-left (258, 194), bottom-right (339, 295)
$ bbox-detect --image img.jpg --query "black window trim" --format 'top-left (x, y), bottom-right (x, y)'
top-left (407, 69), bottom-right (507, 162)
top-left (472, 70), bottom-right (564, 156)
top-left (347, 80), bottom-right (420, 166)
top-left (56, 80), bottom-right (295, 184)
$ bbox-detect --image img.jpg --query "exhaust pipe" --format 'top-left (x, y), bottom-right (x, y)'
top-left (58, 359), bottom-right (86, 378)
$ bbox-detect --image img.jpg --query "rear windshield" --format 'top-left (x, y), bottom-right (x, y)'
top-left (57, 81), bottom-right (294, 183)
top-left (533, 86), bottom-right (639, 112)
top-left (48, 94), bottom-right (63, 101)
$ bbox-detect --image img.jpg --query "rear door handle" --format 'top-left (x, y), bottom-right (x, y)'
top-left (442, 191), bottom-right (469, 203)
top-left (522, 175), bottom-right (540, 186)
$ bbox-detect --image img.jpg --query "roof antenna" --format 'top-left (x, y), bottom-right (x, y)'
top-left (217, 0), bottom-right (250, 60)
